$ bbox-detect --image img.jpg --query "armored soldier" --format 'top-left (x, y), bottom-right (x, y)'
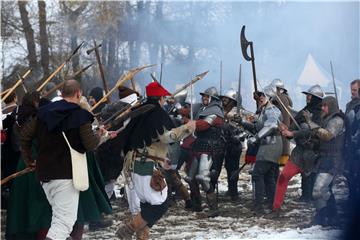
top-left (185, 86), bottom-right (225, 217)
top-left (245, 85), bottom-right (283, 214)
top-left (271, 78), bottom-right (293, 166)
top-left (308, 96), bottom-right (345, 226)
top-left (116, 81), bottom-right (195, 240)
top-left (219, 88), bottom-right (243, 200)
top-left (270, 85), bottom-right (324, 217)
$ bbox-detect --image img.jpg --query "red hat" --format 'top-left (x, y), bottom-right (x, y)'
top-left (146, 81), bottom-right (171, 97)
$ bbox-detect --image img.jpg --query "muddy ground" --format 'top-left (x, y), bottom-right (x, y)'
top-left (83, 165), bottom-right (347, 240)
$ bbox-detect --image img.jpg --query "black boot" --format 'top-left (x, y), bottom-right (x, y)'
top-left (191, 195), bottom-right (202, 212)
top-left (311, 207), bottom-right (327, 226)
top-left (185, 199), bottom-right (193, 210)
top-left (206, 192), bottom-right (219, 218)
top-left (265, 208), bottom-right (281, 219)
top-left (252, 203), bottom-right (265, 216)
top-left (325, 194), bottom-right (339, 227)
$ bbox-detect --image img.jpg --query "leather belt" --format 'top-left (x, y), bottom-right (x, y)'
top-left (134, 151), bottom-right (166, 163)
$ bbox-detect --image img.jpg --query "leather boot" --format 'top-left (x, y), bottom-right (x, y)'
top-left (326, 194), bottom-right (338, 224)
top-left (191, 195), bottom-right (202, 212)
top-left (177, 184), bottom-right (190, 201)
top-left (136, 226), bottom-right (150, 240)
top-left (115, 214), bottom-right (147, 239)
top-left (206, 192), bottom-right (219, 218)
top-left (311, 207), bottom-right (327, 226)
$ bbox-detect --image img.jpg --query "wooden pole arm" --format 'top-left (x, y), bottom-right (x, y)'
top-left (2, 69), bottom-right (32, 102)
top-left (90, 64), bottom-right (156, 112)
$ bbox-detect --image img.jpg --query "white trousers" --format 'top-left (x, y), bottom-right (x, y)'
top-left (42, 179), bottom-right (79, 240)
top-left (132, 173), bottom-right (168, 205)
top-left (125, 182), bottom-right (141, 215)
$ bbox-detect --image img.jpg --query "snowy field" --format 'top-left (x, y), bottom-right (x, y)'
top-left (83, 163), bottom-right (347, 240)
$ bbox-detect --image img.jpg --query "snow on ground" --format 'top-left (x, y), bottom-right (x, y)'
top-left (1, 148), bottom-right (346, 240)
top-left (82, 163), bottom-right (346, 240)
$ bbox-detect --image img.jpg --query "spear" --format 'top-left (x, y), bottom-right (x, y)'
top-left (237, 64), bottom-right (242, 114)
top-left (160, 62), bottom-right (163, 84)
top-left (171, 70), bottom-right (209, 97)
top-left (42, 63), bottom-right (94, 98)
top-left (36, 41), bottom-right (85, 92)
top-left (87, 40), bottom-right (110, 97)
top-left (330, 61), bottom-right (339, 106)
top-left (2, 68), bottom-right (32, 102)
top-left (220, 61), bottom-right (223, 95)
top-left (90, 64), bottom-right (156, 112)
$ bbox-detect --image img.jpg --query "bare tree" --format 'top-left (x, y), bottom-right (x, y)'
top-left (18, 1), bottom-right (37, 70)
top-left (38, 0), bottom-right (50, 76)
top-left (60, 2), bottom-right (88, 75)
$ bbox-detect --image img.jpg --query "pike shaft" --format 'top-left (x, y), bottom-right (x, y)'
top-left (94, 40), bottom-right (109, 96)
top-left (2, 69), bottom-right (32, 102)
top-left (220, 61), bottom-right (223, 95)
top-left (237, 64), bottom-right (241, 114)
top-left (330, 61), bottom-right (339, 105)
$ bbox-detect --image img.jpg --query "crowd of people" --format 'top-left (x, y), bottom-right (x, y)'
top-left (1, 77), bottom-right (359, 240)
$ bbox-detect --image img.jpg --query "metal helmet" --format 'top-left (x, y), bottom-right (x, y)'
top-left (200, 86), bottom-right (219, 100)
top-left (271, 78), bottom-right (285, 90)
top-left (173, 89), bottom-right (188, 105)
top-left (263, 84), bottom-right (277, 99)
top-left (219, 88), bottom-right (237, 101)
top-left (301, 84), bottom-right (325, 99)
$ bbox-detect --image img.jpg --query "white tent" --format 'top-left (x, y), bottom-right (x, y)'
top-left (297, 54), bottom-right (331, 87)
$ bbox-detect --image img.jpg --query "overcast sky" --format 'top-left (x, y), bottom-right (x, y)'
top-left (179, 1), bottom-right (360, 110)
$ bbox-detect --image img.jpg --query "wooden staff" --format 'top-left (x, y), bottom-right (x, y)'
top-left (36, 41), bottom-right (84, 92)
top-left (330, 61), bottom-right (339, 107)
top-left (42, 81), bottom-right (65, 99)
top-left (90, 64), bottom-right (156, 112)
top-left (0, 88), bottom-right (11, 97)
top-left (2, 68), bottom-right (32, 102)
top-left (220, 60), bottom-right (223, 95)
top-left (93, 40), bottom-right (109, 95)
top-left (17, 73), bottom-right (28, 93)
top-left (1, 167), bottom-right (35, 185)
top-left (42, 63), bottom-right (94, 98)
